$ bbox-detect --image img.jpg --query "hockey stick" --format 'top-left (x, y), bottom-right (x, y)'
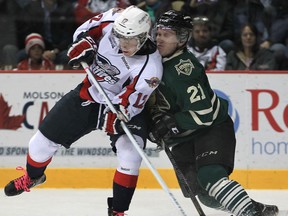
top-left (80, 61), bottom-right (187, 216)
top-left (164, 145), bottom-right (206, 216)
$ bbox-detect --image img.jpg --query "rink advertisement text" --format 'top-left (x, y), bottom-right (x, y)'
top-left (0, 71), bottom-right (287, 169)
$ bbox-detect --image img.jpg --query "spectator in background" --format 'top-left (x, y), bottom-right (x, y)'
top-left (181, 0), bottom-right (235, 54)
top-left (225, 23), bottom-right (277, 70)
top-left (138, 0), bottom-right (172, 25)
top-left (74, 0), bottom-right (131, 26)
top-left (17, 33), bottom-right (55, 70)
top-left (187, 16), bottom-right (226, 70)
top-left (12, 0), bottom-right (76, 68)
top-left (233, 0), bottom-right (288, 70)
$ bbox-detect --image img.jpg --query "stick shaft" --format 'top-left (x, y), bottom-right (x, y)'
top-left (165, 146), bottom-right (206, 216)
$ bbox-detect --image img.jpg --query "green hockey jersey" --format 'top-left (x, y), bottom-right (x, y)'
top-left (151, 49), bottom-right (229, 141)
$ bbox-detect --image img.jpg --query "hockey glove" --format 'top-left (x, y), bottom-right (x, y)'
top-left (149, 114), bottom-right (180, 144)
top-left (103, 111), bottom-right (122, 134)
top-left (103, 105), bottom-right (130, 135)
top-left (67, 35), bottom-right (97, 68)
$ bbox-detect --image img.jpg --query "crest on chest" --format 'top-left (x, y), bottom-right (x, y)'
top-left (174, 59), bottom-right (194, 76)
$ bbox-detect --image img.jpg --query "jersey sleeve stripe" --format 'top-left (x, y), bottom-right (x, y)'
top-left (88, 21), bottom-right (113, 42)
top-left (188, 93), bottom-right (221, 126)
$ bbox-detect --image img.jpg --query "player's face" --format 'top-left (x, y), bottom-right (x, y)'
top-left (156, 28), bottom-right (179, 57)
top-left (118, 38), bottom-right (139, 57)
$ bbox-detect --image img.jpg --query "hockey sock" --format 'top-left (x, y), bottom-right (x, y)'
top-left (112, 170), bottom-right (138, 212)
top-left (197, 165), bottom-right (256, 215)
top-left (209, 178), bottom-right (256, 215)
top-left (26, 154), bottom-right (51, 178)
top-left (197, 188), bottom-right (223, 209)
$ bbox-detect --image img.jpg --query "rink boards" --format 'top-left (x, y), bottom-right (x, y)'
top-left (1, 167), bottom-right (288, 189)
top-left (0, 70), bottom-right (287, 189)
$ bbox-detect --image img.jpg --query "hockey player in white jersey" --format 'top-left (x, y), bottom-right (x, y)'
top-left (4, 6), bottom-right (163, 216)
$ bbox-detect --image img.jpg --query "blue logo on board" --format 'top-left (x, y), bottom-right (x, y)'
top-left (214, 89), bottom-right (240, 132)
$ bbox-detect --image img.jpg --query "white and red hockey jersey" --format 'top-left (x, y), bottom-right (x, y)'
top-left (73, 8), bottom-right (163, 119)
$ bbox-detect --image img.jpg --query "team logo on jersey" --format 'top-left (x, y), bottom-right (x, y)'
top-left (174, 59), bottom-right (194, 76)
top-left (145, 77), bottom-right (160, 88)
top-left (91, 54), bottom-right (120, 84)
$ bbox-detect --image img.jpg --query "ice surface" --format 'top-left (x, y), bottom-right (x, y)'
top-left (0, 189), bottom-right (287, 216)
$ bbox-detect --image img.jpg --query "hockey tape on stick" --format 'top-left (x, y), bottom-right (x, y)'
top-left (164, 145), bottom-right (206, 216)
top-left (80, 61), bottom-right (188, 216)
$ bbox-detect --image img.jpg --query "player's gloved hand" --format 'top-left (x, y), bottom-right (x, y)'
top-left (148, 113), bottom-right (179, 144)
top-left (103, 111), bottom-right (122, 134)
top-left (67, 35), bottom-right (97, 68)
top-left (102, 105), bottom-right (130, 135)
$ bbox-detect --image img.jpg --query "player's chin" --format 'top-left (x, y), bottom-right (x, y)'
top-left (157, 47), bottom-right (167, 57)
top-left (122, 51), bottom-right (133, 57)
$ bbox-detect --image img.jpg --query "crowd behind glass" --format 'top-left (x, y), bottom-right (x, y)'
top-left (0, 0), bottom-right (287, 70)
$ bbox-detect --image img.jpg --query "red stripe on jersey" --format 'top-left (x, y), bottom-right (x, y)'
top-left (27, 154), bottom-right (52, 168)
top-left (207, 47), bottom-right (219, 70)
top-left (80, 76), bottom-right (94, 101)
top-left (113, 170), bottom-right (138, 188)
top-left (119, 75), bottom-right (139, 107)
top-left (118, 55), bottom-right (149, 107)
top-left (87, 22), bottom-right (112, 42)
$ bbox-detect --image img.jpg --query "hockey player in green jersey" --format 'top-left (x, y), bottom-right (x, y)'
top-left (148, 10), bottom-right (279, 216)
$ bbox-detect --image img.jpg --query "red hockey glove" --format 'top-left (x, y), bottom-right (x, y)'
top-left (148, 114), bottom-right (179, 144)
top-left (103, 105), bottom-right (130, 135)
top-left (104, 111), bottom-right (122, 134)
top-left (67, 35), bottom-right (97, 68)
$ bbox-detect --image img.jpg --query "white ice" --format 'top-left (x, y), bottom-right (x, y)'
top-left (0, 189), bottom-right (287, 216)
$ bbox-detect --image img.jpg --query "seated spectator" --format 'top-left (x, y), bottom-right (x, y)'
top-left (187, 16), bottom-right (226, 70)
top-left (74, 0), bottom-right (131, 26)
top-left (181, 0), bottom-right (235, 54)
top-left (138, 0), bottom-right (172, 25)
top-left (225, 23), bottom-right (278, 70)
top-left (233, 0), bottom-right (288, 69)
top-left (17, 33), bottom-right (55, 70)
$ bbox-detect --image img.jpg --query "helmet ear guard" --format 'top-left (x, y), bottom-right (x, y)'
top-left (113, 6), bottom-right (151, 52)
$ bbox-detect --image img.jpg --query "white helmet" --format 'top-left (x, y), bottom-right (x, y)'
top-left (113, 6), bottom-right (151, 51)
